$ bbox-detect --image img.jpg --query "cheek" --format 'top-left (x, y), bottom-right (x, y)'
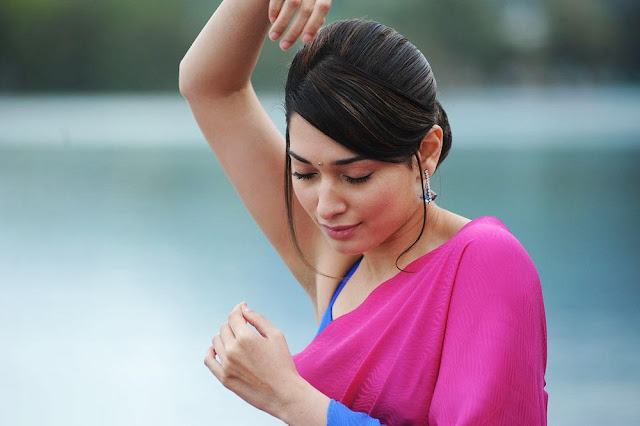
top-left (292, 182), bottom-right (316, 213)
top-left (363, 180), bottom-right (415, 224)
top-left (360, 191), bottom-right (391, 216)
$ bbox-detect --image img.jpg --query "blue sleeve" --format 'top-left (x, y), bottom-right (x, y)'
top-left (327, 399), bottom-right (384, 425)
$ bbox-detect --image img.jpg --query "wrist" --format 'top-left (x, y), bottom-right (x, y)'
top-left (278, 376), bottom-right (330, 426)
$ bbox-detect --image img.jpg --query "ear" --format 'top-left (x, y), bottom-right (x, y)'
top-left (416, 125), bottom-right (443, 179)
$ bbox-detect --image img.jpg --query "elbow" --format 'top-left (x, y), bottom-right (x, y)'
top-left (178, 56), bottom-right (210, 100)
top-left (178, 59), bottom-right (197, 99)
top-left (178, 59), bottom-right (243, 100)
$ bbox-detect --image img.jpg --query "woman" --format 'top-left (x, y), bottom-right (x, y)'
top-left (180, 0), bottom-right (548, 424)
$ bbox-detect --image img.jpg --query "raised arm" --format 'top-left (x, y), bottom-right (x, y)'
top-left (179, 0), bottom-right (337, 313)
top-left (179, 0), bottom-right (330, 95)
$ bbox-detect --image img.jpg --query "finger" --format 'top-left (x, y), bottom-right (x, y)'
top-left (212, 334), bottom-right (228, 364)
top-left (241, 303), bottom-right (278, 338)
top-left (279, 0), bottom-right (316, 49)
top-left (301, 0), bottom-right (330, 43)
top-left (204, 345), bottom-right (223, 379)
top-left (269, 0), bottom-right (302, 45)
top-left (228, 303), bottom-right (252, 338)
top-left (269, 0), bottom-right (285, 24)
top-left (219, 322), bottom-right (235, 347)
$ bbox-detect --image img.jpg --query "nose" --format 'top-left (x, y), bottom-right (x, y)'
top-left (316, 180), bottom-right (347, 221)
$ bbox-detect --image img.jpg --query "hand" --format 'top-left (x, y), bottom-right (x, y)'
top-left (205, 302), bottom-right (303, 420)
top-left (268, 0), bottom-right (332, 50)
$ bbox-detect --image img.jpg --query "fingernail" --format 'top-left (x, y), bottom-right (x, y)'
top-left (242, 304), bottom-right (251, 313)
top-left (280, 40), bottom-right (291, 50)
top-left (269, 31), bottom-right (280, 41)
top-left (302, 33), bottom-right (312, 43)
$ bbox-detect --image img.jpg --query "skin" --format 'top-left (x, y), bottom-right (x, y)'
top-left (185, 0), bottom-right (467, 423)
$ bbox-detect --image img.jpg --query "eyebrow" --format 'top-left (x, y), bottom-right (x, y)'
top-left (289, 150), bottom-right (367, 166)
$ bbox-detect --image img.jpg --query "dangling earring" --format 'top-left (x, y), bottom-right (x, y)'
top-left (421, 169), bottom-right (438, 204)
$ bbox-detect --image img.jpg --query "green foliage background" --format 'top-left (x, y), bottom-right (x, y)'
top-left (1, 0), bottom-right (638, 92)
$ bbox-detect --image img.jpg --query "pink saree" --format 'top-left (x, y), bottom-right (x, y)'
top-left (293, 217), bottom-right (548, 425)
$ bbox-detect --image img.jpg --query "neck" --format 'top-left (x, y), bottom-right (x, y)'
top-left (359, 202), bottom-right (442, 285)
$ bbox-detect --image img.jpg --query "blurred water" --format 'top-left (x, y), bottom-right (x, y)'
top-left (0, 88), bottom-right (639, 425)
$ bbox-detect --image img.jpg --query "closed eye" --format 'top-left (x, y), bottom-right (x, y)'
top-left (292, 172), bottom-right (315, 180)
top-left (293, 171), bottom-right (372, 184)
top-left (345, 173), bottom-right (372, 184)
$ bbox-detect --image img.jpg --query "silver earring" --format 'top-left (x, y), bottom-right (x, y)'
top-left (421, 169), bottom-right (437, 204)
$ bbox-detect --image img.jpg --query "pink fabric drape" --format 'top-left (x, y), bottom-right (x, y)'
top-left (293, 217), bottom-right (548, 425)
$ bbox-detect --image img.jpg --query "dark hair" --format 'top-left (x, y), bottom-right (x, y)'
top-left (284, 19), bottom-right (453, 274)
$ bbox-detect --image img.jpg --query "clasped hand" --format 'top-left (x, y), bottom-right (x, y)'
top-left (205, 302), bottom-right (302, 419)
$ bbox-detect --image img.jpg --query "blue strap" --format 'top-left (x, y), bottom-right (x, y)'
top-left (316, 257), bottom-right (363, 336)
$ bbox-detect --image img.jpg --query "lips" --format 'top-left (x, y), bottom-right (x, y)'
top-left (320, 223), bottom-right (360, 240)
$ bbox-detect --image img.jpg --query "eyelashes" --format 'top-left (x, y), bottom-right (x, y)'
top-left (345, 174), bottom-right (372, 184)
top-left (292, 172), bottom-right (314, 180)
top-left (292, 172), bottom-right (372, 184)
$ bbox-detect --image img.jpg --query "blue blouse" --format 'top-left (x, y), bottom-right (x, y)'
top-left (316, 257), bottom-right (362, 336)
top-left (315, 257), bottom-right (384, 425)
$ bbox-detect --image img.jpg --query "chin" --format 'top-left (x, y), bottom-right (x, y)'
top-left (327, 238), bottom-right (369, 256)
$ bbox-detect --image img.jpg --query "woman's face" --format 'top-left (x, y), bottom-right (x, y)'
top-left (289, 114), bottom-right (424, 256)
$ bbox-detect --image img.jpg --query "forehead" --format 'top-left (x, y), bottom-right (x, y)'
top-left (289, 114), bottom-right (357, 158)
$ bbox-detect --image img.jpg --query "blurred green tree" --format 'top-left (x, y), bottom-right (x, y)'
top-left (0, 0), bottom-right (636, 92)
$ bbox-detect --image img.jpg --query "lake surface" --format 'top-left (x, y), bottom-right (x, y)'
top-left (1, 88), bottom-right (639, 425)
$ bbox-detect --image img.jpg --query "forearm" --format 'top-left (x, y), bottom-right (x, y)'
top-left (179, 0), bottom-right (270, 97)
top-left (277, 377), bottom-right (387, 425)
top-left (278, 376), bottom-right (330, 426)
